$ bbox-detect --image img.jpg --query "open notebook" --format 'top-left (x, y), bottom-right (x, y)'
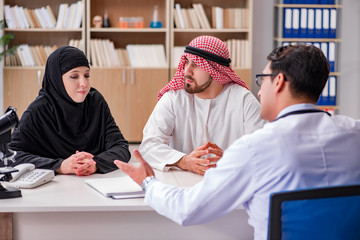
top-left (85, 176), bottom-right (145, 199)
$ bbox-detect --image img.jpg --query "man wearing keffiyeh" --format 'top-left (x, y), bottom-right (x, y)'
top-left (139, 35), bottom-right (265, 175)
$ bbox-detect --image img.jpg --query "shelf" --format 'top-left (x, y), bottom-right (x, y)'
top-left (275, 4), bottom-right (342, 8)
top-left (274, 37), bottom-right (341, 42)
top-left (4, 66), bottom-right (44, 70)
top-left (173, 28), bottom-right (250, 33)
top-left (5, 28), bottom-right (83, 32)
top-left (318, 105), bottom-right (339, 109)
top-left (90, 66), bottom-right (168, 70)
top-left (90, 28), bottom-right (167, 33)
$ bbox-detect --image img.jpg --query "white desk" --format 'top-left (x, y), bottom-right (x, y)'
top-left (0, 169), bottom-right (254, 240)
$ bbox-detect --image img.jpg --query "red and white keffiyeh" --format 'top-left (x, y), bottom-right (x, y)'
top-left (157, 35), bottom-right (248, 100)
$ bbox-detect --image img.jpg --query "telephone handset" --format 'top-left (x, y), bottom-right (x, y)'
top-left (2, 163), bottom-right (55, 189)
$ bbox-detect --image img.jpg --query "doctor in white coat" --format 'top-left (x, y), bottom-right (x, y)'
top-left (115, 44), bottom-right (360, 240)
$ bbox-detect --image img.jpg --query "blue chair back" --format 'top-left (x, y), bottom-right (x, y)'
top-left (268, 184), bottom-right (360, 240)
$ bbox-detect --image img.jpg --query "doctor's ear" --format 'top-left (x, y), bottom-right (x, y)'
top-left (274, 73), bottom-right (287, 92)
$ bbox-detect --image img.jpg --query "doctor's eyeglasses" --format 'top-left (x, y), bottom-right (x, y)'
top-left (255, 73), bottom-right (287, 87)
top-left (255, 73), bottom-right (279, 87)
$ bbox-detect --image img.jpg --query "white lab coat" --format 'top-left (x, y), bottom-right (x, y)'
top-left (139, 83), bottom-right (265, 171)
top-left (145, 104), bottom-right (360, 240)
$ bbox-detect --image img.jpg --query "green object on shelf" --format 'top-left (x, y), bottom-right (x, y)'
top-left (0, 20), bottom-right (18, 61)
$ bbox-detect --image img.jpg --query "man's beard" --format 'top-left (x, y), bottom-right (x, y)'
top-left (184, 75), bottom-right (213, 94)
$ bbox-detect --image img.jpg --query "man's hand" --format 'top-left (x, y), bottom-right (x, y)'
top-left (174, 142), bottom-right (224, 175)
top-left (57, 151), bottom-right (96, 176)
top-left (206, 142), bottom-right (224, 163)
top-left (114, 149), bottom-right (155, 186)
top-left (174, 142), bottom-right (210, 175)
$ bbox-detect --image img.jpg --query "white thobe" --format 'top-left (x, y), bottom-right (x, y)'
top-left (139, 83), bottom-right (265, 171)
top-left (145, 104), bottom-right (360, 240)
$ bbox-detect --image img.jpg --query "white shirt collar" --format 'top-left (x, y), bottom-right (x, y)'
top-left (276, 103), bottom-right (319, 119)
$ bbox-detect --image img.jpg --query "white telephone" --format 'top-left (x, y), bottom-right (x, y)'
top-left (2, 163), bottom-right (55, 189)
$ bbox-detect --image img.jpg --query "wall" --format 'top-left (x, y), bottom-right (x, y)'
top-left (338, 0), bottom-right (360, 118)
top-left (251, 0), bottom-right (275, 97)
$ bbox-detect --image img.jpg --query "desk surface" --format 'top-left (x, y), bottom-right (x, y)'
top-left (0, 167), bottom-right (254, 240)
top-left (0, 168), bottom-right (203, 212)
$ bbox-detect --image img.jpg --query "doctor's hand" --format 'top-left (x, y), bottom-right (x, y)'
top-left (57, 151), bottom-right (96, 176)
top-left (114, 149), bottom-right (155, 186)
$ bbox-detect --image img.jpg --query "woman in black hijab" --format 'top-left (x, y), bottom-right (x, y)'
top-left (8, 46), bottom-right (130, 175)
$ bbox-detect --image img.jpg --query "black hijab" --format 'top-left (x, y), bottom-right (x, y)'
top-left (9, 46), bottom-right (130, 172)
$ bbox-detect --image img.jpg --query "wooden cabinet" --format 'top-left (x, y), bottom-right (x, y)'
top-left (3, 68), bottom-right (43, 119)
top-left (91, 68), bottom-right (168, 142)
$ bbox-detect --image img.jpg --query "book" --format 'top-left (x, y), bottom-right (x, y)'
top-left (188, 8), bottom-right (200, 29)
top-left (175, 3), bottom-right (185, 29)
top-left (195, 3), bottom-right (211, 29)
top-left (173, 8), bottom-right (181, 28)
top-left (46, 5), bottom-right (57, 28)
top-left (56, 3), bottom-right (69, 29)
top-left (85, 176), bottom-right (145, 199)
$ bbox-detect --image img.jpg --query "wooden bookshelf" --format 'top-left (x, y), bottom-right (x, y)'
top-left (2, 0), bottom-right (85, 121)
top-left (86, 0), bottom-right (170, 141)
top-left (2, 0), bottom-right (254, 142)
top-left (170, 0), bottom-right (253, 89)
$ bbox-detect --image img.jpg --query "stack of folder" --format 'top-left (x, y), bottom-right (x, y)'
top-left (317, 76), bottom-right (337, 106)
top-left (283, 7), bottom-right (337, 39)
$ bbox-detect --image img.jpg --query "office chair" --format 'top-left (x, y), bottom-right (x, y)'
top-left (267, 184), bottom-right (360, 240)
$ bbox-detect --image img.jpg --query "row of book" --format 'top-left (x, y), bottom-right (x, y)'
top-left (4, 1), bottom-right (83, 29)
top-left (4, 44), bottom-right (57, 67)
top-left (174, 3), bottom-right (248, 30)
top-left (211, 7), bottom-right (249, 29)
top-left (174, 3), bottom-right (210, 29)
top-left (284, 0), bottom-right (336, 4)
top-left (172, 39), bottom-right (250, 68)
top-left (283, 8), bottom-right (337, 38)
top-left (226, 39), bottom-right (251, 68)
top-left (4, 39), bottom-right (84, 67)
top-left (90, 39), bottom-right (167, 68)
top-left (317, 76), bottom-right (337, 106)
top-left (282, 41), bottom-right (336, 72)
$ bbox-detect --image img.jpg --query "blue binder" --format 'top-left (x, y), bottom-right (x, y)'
top-left (307, 9), bottom-right (315, 38)
top-left (317, 79), bottom-right (329, 105)
top-left (322, 9), bottom-right (330, 38)
top-left (292, 8), bottom-right (300, 38)
top-left (330, 9), bottom-right (337, 38)
top-left (314, 9), bottom-right (322, 38)
top-left (284, 8), bottom-right (293, 38)
top-left (328, 42), bottom-right (335, 72)
top-left (328, 76), bottom-right (337, 105)
top-left (299, 8), bottom-right (308, 38)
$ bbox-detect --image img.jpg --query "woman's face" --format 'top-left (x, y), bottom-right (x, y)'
top-left (62, 66), bottom-right (91, 103)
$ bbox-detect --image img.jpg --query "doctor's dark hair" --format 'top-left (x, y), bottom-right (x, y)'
top-left (267, 44), bottom-right (330, 102)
